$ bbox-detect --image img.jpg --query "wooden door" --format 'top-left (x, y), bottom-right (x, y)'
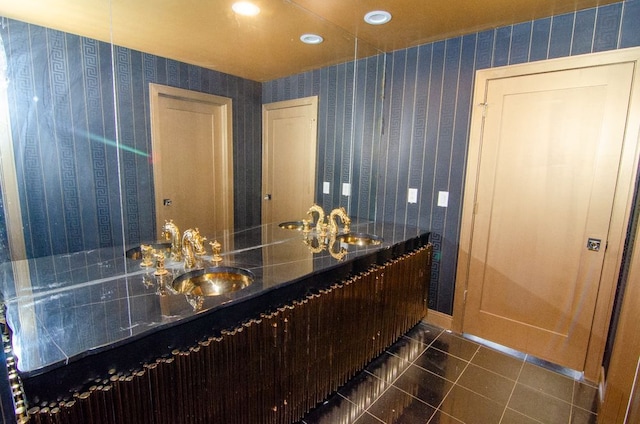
top-left (150, 84), bottom-right (234, 239)
top-left (262, 96), bottom-right (318, 225)
top-left (458, 62), bottom-right (634, 371)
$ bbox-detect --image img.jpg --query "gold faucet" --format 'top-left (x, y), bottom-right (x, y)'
top-left (328, 207), bottom-right (351, 235)
top-left (162, 220), bottom-right (182, 261)
top-left (182, 228), bottom-right (207, 268)
top-left (307, 204), bottom-right (326, 232)
top-left (302, 232), bottom-right (325, 253)
top-left (328, 235), bottom-right (348, 261)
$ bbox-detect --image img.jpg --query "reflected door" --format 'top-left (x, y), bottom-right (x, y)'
top-left (150, 84), bottom-right (234, 239)
top-left (461, 62), bottom-right (634, 371)
top-left (262, 96), bottom-right (318, 224)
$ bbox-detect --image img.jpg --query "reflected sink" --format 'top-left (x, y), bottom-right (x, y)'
top-left (336, 233), bottom-right (383, 246)
top-left (125, 242), bottom-right (171, 260)
top-left (279, 221), bottom-right (313, 231)
top-left (171, 267), bottom-right (255, 297)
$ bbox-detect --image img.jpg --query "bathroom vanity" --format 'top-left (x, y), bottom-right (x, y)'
top-left (0, 219), bottom-right (431, 423)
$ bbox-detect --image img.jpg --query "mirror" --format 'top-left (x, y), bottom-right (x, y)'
top-left (0, 0), bottom-right (386, 262)
top-left (0, 13), bottom-right (122, 261)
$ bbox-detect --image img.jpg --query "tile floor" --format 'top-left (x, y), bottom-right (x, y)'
top-left (298, 322), bottom-right (598, 424)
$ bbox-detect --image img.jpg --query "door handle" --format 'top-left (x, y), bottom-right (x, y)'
top-left (163, 199), bottom-right (173, 206)
top-left (263, 194), bottom-right (272, 200)
top-left (586, 238), bottom-right (601, 252)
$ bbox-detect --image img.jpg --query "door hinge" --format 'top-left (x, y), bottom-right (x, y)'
top-left (479, 102), bottom-right (488, 117)
top-left (464, 290), bottom-right (468, 302)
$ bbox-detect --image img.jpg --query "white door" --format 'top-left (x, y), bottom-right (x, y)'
top-left (150, 84), bottom-right (234, 239)
top-left (457, 60), bottom-right (635, 371)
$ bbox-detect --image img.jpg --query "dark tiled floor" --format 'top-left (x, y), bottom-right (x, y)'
top-left (298, 322), bottom-right (598, 424)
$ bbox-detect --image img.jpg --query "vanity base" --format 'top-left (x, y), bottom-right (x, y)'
top-left (23, 244), bottom-right (431, 424)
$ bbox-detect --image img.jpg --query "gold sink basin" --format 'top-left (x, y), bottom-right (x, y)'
top-left (335, 233), bottom-right (383, 246)
top-left (125, 243), bottom-right (171, 260)
top-left (171, 267), bottom-right (255, 297)
top-left (279, 221), bottom-right (312, 230)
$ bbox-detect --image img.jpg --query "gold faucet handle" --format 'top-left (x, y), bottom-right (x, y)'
top-left (210, 240), bottom-right (222, 265)
top-left (153, 252), bottom-right (168, 275)
top-left (140, 244), bottom-right (153, 267)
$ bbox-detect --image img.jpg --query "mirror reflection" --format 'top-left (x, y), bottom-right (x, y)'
top-left (0, 0), bottom-right (385, 261)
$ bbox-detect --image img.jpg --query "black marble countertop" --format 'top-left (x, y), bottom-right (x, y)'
top-left (0, 219), bottom-right (429, 397)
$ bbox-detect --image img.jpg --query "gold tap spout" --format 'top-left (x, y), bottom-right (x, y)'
top-left (328, 207), bottom-right (351, 235)
top-left (182, 228), bottom-right (207, 269)
top-left (307, 204), bottom-right (326, 228)
top-left (162, 220), bottom-right (182, 262)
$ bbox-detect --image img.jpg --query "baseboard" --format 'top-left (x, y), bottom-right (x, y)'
top-left (424, 309), bottom-right (453, 330)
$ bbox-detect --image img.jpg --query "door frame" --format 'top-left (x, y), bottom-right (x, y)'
top-left (149, 83), bottom-right (234, 236)
top-left (452, 47), bottom-right (640, 381)
top-left (261, 95), bottom-right (318, 224)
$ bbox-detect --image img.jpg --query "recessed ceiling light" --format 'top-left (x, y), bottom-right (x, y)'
top-left (364, 10), bottom-right (392, 25)
top-left (300, 34), bottom-right (324, 44)
top-left (232, 1), bottom-right (260, 16)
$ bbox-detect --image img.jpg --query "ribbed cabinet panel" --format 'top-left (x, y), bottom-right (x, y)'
top-left (25, 245), bottom-right (431, 424)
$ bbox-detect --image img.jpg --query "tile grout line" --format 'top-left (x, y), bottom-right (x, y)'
top-left (568, 378), bottom-right (576, 424)
top-left (390, 328), bottom-right (450, 424)
top-left (426, 343), bottom-right (481, 423)
top-left (497, 353), bottom-right (528, 424)
top-left (358, 329), bottom-right (443, 423)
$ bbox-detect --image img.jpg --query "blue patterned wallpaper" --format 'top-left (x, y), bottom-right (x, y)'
top-left (265, 0), bottom-right (640, 314)
top-left (377, 0), bottom-right (640, 313)
top-left (1, 19), bottom-right (262, 259)
top-left (1, 0), bottom-right (639, 308)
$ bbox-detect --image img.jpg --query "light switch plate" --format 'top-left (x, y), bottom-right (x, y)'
top-left (342, 183), bottom-right (351, 197)
top-left (437, 191), bottom-right (449, 207)
top-left (323, 181), bottom-right (330, 194)
top-left (408, 188), bottom-right (418, 204)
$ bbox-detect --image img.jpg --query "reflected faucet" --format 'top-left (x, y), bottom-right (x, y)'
top-left (328, 207), bottom-right (351, 235)
top-left (162, 220), bottom-right (182, 262)
top-left (327, 236), bottom-right (348, 261)
top-left (307, 204), bottom-right (326, 231)
top-left (210, 240), bottom-right (222, 266)
top-left (182, 228), bottom-right (207, 269)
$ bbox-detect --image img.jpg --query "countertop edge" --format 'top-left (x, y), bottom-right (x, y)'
top-left (16, 230), bottom-right (430, 402)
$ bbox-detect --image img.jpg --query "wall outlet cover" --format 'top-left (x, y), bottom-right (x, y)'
top-left (437, 191), bottom-right (449, 207)
top-left (408, 188), bottom-right (418, 203)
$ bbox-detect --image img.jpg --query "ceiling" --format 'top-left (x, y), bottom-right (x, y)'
top-left (0, 0), bottom-right (623, 81)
